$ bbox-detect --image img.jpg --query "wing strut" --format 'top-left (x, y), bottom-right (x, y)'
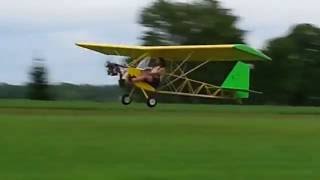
top-left (163, 60), bottom-right (210, 89)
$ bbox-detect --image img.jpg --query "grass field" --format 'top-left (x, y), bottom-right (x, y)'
top-left (0, 100), bottom-right (319, 180)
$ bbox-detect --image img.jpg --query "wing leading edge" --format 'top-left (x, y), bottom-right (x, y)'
top-left (76, 43), bottom-right (271, 62)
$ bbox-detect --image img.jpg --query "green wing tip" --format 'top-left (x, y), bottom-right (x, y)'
top-left (234, 44), bottom-right (272, 61)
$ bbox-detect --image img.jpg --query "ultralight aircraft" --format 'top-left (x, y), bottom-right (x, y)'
top-left (76, 43), bottom-right (271, 107)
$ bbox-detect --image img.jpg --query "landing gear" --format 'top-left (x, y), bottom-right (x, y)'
top-left (121, 94), bottom-right (132, 105)
top-left (147, 97), bottom-right (157, 108)
top-left (121, 89), bottom-right (158, 108)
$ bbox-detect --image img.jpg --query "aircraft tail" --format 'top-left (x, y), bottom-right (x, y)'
top-left (221, 61), bottom-right (250, 99)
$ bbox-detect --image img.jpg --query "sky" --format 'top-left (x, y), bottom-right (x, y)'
top-left (0, 0), bottom-right (319, 85)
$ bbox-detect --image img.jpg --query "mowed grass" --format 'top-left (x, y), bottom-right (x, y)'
top-left (0, 100), bottom-right (319, 180)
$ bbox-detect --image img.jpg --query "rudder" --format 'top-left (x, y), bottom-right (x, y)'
top-left (221, 61), bottom-right (250, 99)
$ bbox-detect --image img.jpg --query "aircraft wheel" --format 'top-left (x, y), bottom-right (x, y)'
top-left (147, 98), bottom-right (157, 108)
top-left (121, 94), bottom-right (132, 105)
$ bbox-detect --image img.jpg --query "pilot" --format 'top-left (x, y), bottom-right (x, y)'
top-left (130, 57), bottom-right (166, 87)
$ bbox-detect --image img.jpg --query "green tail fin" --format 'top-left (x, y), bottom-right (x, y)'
top-left (222, 61), bottom-right (250, 99)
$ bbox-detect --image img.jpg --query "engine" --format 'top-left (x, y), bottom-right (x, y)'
top-left (105, 62), bottom-right (122, 76)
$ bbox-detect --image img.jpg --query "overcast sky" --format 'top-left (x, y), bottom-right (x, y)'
top-left (0, 0), bottom-right (319, 85)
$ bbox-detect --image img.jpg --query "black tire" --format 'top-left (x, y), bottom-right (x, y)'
top-left (121, 94), bottom-right (132, 105)
top-left (147, 98), bottom-right (157, 108)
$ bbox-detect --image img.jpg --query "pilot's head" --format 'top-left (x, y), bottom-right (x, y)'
top-left (156, 57), bottom-right (166, 68)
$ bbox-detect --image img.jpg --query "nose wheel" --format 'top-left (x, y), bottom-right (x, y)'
top-left (121, 94), bottom-right (132, 105)
top-left (147, 97), bottom-right (157, 108)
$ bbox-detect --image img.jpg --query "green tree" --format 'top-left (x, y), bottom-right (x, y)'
top-left (253, 24), bottom-right (320, 105)
top-left (27, 58), bottom-right (51, 100)
top-left (139, 0), bottom-right (244, 45)
top-left (139, 0), bottom-right (244, 46)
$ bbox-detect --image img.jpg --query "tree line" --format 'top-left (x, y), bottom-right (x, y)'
top-left (0, 83), bottom-right (121, 102)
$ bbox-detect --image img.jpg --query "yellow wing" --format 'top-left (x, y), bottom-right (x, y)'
top-left (76, 43), bottom-right (271, 62)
